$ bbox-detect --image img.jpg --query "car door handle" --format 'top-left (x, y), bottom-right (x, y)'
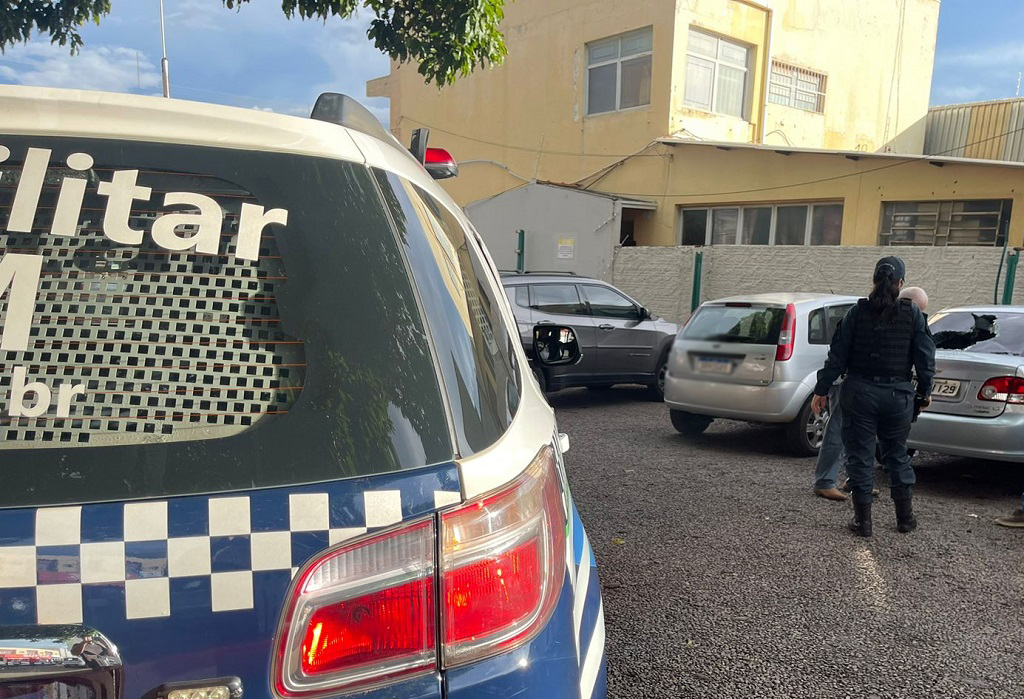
top-left (599, 324), bottom-right (614, 331)
top-left (537, 320), bottom-right (554, 325)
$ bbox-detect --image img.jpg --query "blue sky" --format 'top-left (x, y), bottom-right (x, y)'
top-left (931, 0), bottom-right (1024, 105)
top-left (0, 0), bottom-right (392, 120)
top-left (0, 0), bottom-right (1018, 121)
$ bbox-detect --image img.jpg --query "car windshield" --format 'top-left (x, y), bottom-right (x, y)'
top-left (929, 310), bottom-right (1024, 355)
top-left (683, 305), bottom-right (785, 344)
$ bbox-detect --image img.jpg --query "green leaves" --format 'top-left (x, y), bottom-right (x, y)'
top-left (1, 0), bottom-right (112, 54)
top-left (362, 0), bottom-right (508, 85)
top-left (1, 1), bottom-right (507, 86)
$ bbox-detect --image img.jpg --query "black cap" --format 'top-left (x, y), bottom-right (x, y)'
top-left (874, 255), bottom-right (906, 282)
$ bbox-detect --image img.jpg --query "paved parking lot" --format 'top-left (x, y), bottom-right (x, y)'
top-left (553, 387), bottom-right (1024, 699)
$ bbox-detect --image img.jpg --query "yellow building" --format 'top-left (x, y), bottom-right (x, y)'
top-left (369, 0), bottom-right (1024, 262)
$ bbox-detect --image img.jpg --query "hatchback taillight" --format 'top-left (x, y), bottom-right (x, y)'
top-left (776, 303), bottom-right (797, 361)
top-left (978, 377), bottom-right (1024, 403)
top-left (273, 445), bottom-right (567, 696)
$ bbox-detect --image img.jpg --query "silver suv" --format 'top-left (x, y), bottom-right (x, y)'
top-left (501, 273), bottom-right (680, 398)
top-left (665, 293), bottom-right (859, 454)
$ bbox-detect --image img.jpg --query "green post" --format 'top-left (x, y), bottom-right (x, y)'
top-left (690, 250), bottom-right (703, 312)
top-left (516, 229), bottom-right (525, 274)
top-left (1002, 250), bottom-right (1019, 305)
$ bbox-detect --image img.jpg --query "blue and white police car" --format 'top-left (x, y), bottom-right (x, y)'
top-left (0, 86), bottom-right (606, 699)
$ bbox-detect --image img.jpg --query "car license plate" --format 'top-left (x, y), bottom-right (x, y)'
top-left (697, 357), bottom-right (732, 374)
top-left (932, 378), bottom-right (961, 398)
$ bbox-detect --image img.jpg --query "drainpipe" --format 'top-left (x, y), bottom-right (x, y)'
top-left (690, 250), bottom-right (704, 312)
top-left (1002, 250), bottom-right (1020, 305)
top-left (731, 0), bottom-right (773, 144)
top-left (516, 229), bottom-right (526, 273)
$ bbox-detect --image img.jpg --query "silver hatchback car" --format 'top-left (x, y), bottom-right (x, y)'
top-left (665, 293), bottom-right (859, 455)
top-left (909, 306), bottom-right (1024, 462)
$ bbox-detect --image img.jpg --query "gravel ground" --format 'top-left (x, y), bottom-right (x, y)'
top-left (552, 387), bottom-right (1024, 699)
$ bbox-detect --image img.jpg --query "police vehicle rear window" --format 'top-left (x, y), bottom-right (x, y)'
top-left (0, 136), bottom-right (453, 508)
top-left (683, 305), bottom-right (786, 344)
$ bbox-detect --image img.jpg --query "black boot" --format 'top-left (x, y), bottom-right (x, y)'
top-left (894, 496), bottom-right (917, 533)
top-left (848, 501), bottom-right (872, 537)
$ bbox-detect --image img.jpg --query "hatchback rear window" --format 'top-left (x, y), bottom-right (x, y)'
top-left (0, 136), bottom-right (453, 508)
top-left (683, 305), bottom-right (785, 344)
top-left (930, 310), bottom-right (1024, 355)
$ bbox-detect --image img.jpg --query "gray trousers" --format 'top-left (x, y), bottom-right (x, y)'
top-left (813, 383), bottom-right (845, 490)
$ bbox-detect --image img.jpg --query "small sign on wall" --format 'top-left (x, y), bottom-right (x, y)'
top-left (557, 237), bottom-right (575, 259)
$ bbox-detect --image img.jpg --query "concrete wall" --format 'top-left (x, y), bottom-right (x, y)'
top-left (466, 183), bottom-right (620, 278)
top-left (612, 245), bottom-right (1024, 324)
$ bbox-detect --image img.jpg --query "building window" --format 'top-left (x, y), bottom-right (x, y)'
top-left (768, 61), bottom-right (826, 113)
top-left (683, 27), bottom-right (751, 119)
top-left (586, 27), bottom-right (653, 115)
top-left (680, 202), bottom-right (844, 246)
top-left (880, 200), bottom-right (1012, 246)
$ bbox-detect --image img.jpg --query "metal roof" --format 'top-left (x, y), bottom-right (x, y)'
top-left (926, 99), bottom-right (1024, 163)
top-left (656, 136), bottom-right (1024, 170)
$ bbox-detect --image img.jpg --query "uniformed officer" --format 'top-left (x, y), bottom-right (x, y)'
top-left (812, 256), bottom-right (936, 537)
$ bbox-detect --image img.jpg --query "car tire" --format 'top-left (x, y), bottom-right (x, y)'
top-left (787, 397), bottom-right (824, 457)
top-left (647, 353), bottom-right (669, 402)
top-left (670, 409), bottom-right (712, 437)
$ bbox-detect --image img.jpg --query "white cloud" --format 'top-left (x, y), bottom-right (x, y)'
top-left (936, 43), bottom-right (1024, 69)
top-left (0, 41), bottom-right (161, 93)
top-left (932, 84), bottom-right (988, 104)
top-left (310, 17), bottom-right (392, 125)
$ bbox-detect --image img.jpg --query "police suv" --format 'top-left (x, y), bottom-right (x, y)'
top-left (0, 87), bottom-right (606, 699)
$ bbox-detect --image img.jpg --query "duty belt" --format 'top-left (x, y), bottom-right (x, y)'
top-left (849, 372), bottom-right (910, 384)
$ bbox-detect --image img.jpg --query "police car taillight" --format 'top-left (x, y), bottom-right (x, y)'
top-left (776, 303), bottom-right (797, 361)
top-left (440, 445), bottom-right (566, 666)
top-left (272, 446), bottom-right (565, 695)
top-left (273, 520), bottom-right (436, 697)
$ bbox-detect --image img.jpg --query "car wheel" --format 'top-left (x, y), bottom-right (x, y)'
top-left (647, 354), bottom-right (669, 402)
top-left (787, 397), bottom-right (824, 457)
top-left (670, 409), bottom-right (712, 437)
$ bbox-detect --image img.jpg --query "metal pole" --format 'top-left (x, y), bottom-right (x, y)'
top-left (1002, 250), bottom-right (1019, 305)
top-left (159, 0), bottom-right (171, 98)
top-left (690, 250), bottom-right (703, 312)
top-left (516, 230), bottom-right (525, 273)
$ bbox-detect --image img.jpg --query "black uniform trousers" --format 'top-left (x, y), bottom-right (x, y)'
top-left (839, 375), bottom-right (916, 505)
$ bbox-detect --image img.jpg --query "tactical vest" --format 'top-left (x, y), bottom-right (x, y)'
top-left (847, 298), bottom-right (916, 379)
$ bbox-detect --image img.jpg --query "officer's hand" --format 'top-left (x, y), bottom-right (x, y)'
top-left (812, 394), bottom-right (828, 416)
top-left (916, 395), bottom-right (931, 411)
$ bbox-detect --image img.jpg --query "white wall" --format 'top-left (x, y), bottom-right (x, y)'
top-left (467, 183), bottom-right (619, 279)
top-left (613, 245), bottom-right (1023, 324)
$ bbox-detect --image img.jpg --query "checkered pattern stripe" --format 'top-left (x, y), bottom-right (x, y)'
top-left (0, 465), bottom-right (461, 625)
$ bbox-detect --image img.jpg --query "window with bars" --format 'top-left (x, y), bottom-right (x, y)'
top-left (683, 27), bottom-right (751, 120)
top-left (768, 61), bottom-right (826, 113)
top-left (586, 27), bottom-right (653, 115)
top-left (879, 200), bottom-right (1012, 246)
top-left (679, 202), bottom-right (844, 246)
